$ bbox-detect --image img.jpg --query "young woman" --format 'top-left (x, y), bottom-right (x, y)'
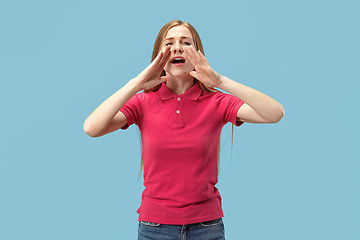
top-left (84, 20), bottom-right (284, 240)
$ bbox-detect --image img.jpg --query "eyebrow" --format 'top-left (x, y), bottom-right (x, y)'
top-left (163, 36), bottom-right (192, 41)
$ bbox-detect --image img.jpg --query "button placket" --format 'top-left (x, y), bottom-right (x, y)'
top-left (174, 96), bottom-right (184, 128)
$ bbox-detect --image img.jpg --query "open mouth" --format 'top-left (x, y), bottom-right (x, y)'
top-left (171, 57), bottom-right (186, 66)
top-left (172, 58), bottom-right (185, 64)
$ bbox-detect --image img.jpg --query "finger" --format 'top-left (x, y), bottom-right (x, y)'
top-left (185, 46), bottom-right (201, 65)
top-left (163, 46), bottom-right (171, 63)
top-left (184, 46), bottom-right (198, 66)
top-left (189, 71), bottom-right (199, 79)
top-left (184, 46), bottom-right (196, 59)
top-left (162, 45), bottom-right (171, 58)
top-left (197, 50), bottom-right (208, 63)
top-left (160, 75), bottom-right (169, 83)
top-left (158, 46), bottom-right (171, 68)
top-left (188, 47), bottom-right (209, 69)
top-left (184, 48), bottom-right (195, 66)
top-left (152, 50), bottom-right (163, 65)
top-left (150, 47), bottom-right (168, 69)
top-left (151, 47), bottom-right (169, 72)
top-left (157, 53), bottom-right (170, 73)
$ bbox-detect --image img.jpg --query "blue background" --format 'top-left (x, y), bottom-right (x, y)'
top-left (1, 0), bottom-right (359, 239)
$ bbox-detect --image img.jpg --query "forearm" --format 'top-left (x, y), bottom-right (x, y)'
top-left (218, 76), bottom-right (285, 122)
top-left (83, 78), bottom-right (141, 135)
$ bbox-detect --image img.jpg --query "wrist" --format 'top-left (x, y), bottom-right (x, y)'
top-left (217, 75), bottom-right (228, 90)
top-left (127, 78), bottom-right (144, 93)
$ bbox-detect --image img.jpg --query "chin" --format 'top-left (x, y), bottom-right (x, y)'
top-left (166, 71), bottom-right (189, 78)
top-left (165, 66), bottom-right (193, 78)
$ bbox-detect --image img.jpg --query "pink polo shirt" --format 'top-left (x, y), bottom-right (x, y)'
top-left (120, 82), bottom-right (245, 225)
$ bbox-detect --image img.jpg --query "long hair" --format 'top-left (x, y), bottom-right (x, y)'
top-left (138, 20), bottom-right (222, 180)
top-left (144, 20), bottom-right (213, 94)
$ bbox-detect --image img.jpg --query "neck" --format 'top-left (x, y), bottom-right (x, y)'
top-left (165, 74), bottom-right (195, 95)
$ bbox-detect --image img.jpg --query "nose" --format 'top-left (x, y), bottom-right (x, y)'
top-left (173, 42), bottom-right (183, 53)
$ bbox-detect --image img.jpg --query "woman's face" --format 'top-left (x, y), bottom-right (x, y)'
top-left (162, 25), bottom-right (195, 78)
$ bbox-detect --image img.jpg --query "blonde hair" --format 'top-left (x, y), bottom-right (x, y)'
top-left (138, 20), bottom-right (221, 180)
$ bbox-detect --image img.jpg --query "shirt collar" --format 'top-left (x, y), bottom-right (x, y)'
top-left (158, 82), bottom-right (203, 101)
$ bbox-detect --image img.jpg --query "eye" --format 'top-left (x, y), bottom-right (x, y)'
top-left (183, 42), bottom-right (191, 46)
top-left (165, 42), bottom-right (172, 46)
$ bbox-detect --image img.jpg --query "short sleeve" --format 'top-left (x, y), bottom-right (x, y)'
top-left (119, 93), bottom-right (143, 130)
top-left (217, 93), bottom-right (245, 126)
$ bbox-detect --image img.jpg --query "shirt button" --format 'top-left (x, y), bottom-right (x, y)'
top-left (176, 110), bottom-right (180, 114)
top-left (177, 97), bottom-right (181, 101)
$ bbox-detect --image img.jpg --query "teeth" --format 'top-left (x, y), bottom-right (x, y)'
top-left (172, 58), bottom-right (185, 64)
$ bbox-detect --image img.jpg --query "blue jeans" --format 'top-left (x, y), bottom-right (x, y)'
top-left (138, 218), bottom-right (225, 240)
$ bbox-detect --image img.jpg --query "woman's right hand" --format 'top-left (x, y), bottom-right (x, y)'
top-left (134, 46), bottom-right (171, 90)
top-left (84, 46), bottom-right (171, 137)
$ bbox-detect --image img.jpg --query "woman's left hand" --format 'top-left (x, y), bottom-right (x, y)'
top-left (184, 46), bottom-right (223, 89)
